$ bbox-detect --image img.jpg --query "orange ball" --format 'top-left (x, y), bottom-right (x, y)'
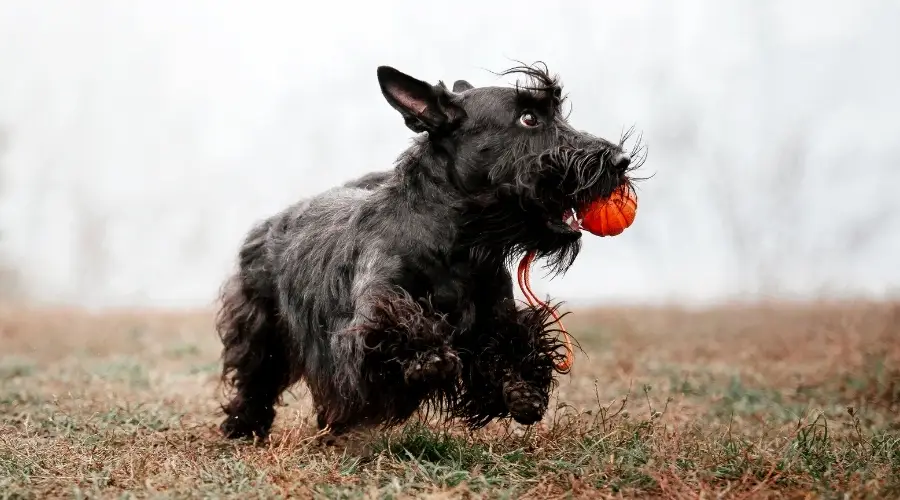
top-left (580, 185), bottom-right (638, 237)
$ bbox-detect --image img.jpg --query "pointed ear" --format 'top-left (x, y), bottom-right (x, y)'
top-left (377, 66), bottom-right (466, 134)
top-left (452, 80), bottom-right (474, 93)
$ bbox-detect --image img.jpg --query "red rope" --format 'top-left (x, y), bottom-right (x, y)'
top-left (516, 250), bottom-right (574, 373)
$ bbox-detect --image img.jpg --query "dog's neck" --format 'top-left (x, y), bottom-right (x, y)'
top-left (385, 140), bottom-right (530, 268)
top-left (394, 137), bottom-right (468, 200)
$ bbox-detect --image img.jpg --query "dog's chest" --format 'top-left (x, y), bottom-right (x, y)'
top-left (413, 256), bottom-right (498, 329)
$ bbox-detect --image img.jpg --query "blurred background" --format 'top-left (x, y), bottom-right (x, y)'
top-left (0, 0), bottom-right (898, 311)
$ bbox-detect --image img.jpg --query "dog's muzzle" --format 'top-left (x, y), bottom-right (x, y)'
top-left (539, 146), bottom-right (632, 234)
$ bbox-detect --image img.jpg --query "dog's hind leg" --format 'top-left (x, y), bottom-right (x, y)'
top-left (217, 276), bottom-right (293, 440)
top-left (217, 224), bottom-right (295, 440)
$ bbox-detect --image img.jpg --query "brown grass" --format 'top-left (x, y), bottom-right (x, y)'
top-left (1, 300), bottom-right (898, 499)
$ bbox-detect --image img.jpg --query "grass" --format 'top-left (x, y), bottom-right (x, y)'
top-left (0, 301), bottom-right (897, 499)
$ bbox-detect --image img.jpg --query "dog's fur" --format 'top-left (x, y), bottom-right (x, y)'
top-left (216, 62), bottom-right (644, 440)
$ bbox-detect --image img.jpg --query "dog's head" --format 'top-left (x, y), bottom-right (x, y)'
top-left (377, 62), bottom-right (645, 274)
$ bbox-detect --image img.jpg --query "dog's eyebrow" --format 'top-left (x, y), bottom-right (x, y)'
top-left (496, 62), bottom-right (565, 115)
top-left (514, 86), bottom-right (562, 116)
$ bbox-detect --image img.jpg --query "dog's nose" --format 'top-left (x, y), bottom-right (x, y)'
top-left (610, 152), bottom-right (631, 172)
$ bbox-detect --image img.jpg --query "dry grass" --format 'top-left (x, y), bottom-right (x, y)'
top-left (1, 300), bottom-right (898, 499)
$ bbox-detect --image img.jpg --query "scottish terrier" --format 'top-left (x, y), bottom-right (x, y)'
top-left (216, 62), bottom-right (643, 440)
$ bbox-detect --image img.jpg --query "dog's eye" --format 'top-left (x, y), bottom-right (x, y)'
top-left (518, 112), bottom-right (539, 128)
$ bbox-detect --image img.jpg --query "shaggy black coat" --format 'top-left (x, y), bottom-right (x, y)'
top-left (216, 62), bottom-right (644, 439)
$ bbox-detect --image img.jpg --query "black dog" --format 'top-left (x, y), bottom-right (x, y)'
top-left (216, 62), bottom-right (643, 440)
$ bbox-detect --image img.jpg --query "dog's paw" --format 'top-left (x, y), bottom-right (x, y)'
top-left (503, 380), bottom-right (548, 425)
top-left (220, 415), bottom-right (270, 442)
top-left (404, 347), bottom-right (461, 385)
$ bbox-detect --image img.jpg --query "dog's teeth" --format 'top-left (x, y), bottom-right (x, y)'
top-left (564, 208), bottom-right (582, 230)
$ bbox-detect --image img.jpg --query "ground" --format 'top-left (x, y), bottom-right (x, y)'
top-left (0, 300), bottom-right (897, 499)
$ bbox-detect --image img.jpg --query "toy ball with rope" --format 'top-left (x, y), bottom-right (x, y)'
top-left (516, 184), bottom-right (638, 373)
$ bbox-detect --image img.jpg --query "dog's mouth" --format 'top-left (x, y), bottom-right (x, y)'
top-left (550, 176), bottom-right (634, 235)
top-left (550, 198), bottom-right (595, 235)
top-left (553, 187), bottom-right (616, 234)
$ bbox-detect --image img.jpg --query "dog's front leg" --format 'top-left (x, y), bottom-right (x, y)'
top-left (453, 297), bottom-right (568, 428)
top-left (318, 287), bottom-right (461, 432)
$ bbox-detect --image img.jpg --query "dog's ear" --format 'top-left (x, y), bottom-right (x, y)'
top-left (377, 66), bottom-right (466, 134)
top-left (452, 80), bottom-right (474, 93)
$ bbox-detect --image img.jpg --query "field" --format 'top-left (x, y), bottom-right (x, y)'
top-left (1, 300), bottom-right (898, 499)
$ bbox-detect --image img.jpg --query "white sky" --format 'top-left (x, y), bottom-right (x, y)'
top-left (0, 0), bottom-right (898, 309)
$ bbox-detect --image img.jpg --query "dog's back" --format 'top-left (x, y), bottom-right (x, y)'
top-left (243, 169), bottom-right (395, 303)
top-left (252, 183), bottom-right (376, 300)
